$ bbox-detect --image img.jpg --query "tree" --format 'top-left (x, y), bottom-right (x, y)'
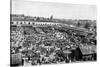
top-left (50, 15), bottom-right (53, 21)
top-left (36, 17), bottom-right (40, 21)
top-left (84, 22), bottom-right (91, 29)
top-left (77, 21), bottom-right (81, 27)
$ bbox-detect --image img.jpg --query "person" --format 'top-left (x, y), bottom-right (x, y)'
top-left (22, 58), bottom-right (24, 66)
top-left (37, 58), bottom-right (41, 65)
top-left (70, 47), bottom-right (82, 61)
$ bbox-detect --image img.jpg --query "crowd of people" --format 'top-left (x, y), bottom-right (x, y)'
top-left (10, 22), bottom-right (96, 66)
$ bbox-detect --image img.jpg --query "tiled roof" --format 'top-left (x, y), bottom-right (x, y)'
top-left (79, 45), bottom-right (96, 55)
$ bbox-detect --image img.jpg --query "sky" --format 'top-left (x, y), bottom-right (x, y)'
top-left (12, 0), bottom-right (97, 20)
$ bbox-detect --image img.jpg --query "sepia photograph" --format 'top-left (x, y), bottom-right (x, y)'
top-left (10, 0), bottom-right (97, 67)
